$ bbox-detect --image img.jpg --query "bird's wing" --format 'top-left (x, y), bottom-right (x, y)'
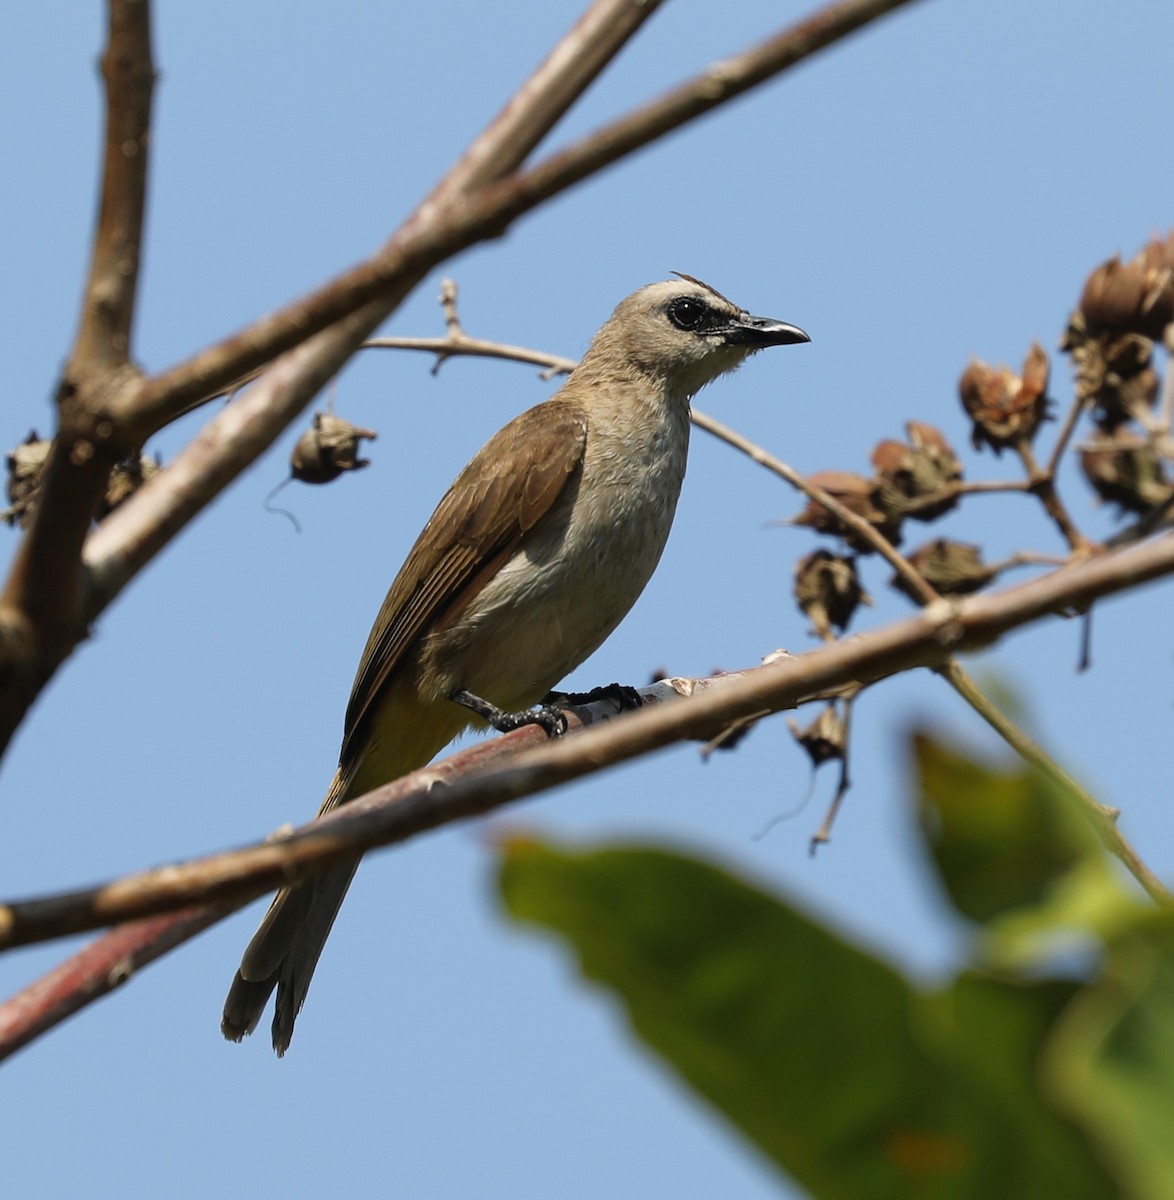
top-left (339, 400), bottom-right (589, 771)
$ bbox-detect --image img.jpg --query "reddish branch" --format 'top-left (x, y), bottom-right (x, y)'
top-left (5, 529), bottom-right (1174, 1057)
top-left (0, 909), bottom-right (222, 1063)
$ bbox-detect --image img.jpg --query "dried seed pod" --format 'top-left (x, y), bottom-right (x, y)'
top-left (2, 431), bottom-right (52, 528)
top-left (787, 703), bottom-right (846, 767)
top-left (871, 421), bottom-right (964, 522)
top-left (1080, 430), bottom-right (1174, 514)
top-left (793, 549), bottom-right (871, 640)
top-left (291, 411), bottom-right (378, 484)
top-left (1080, 237), bottom-right (1174, 340)
top-left (791, 470), bottom-right (903, 552)
top-left (958, 344), bottom-right (1051, 453)
top-left (98, 452), bottom-right (161, 519)
top-left (891, 538), bottom-right (996, 602)
top-left (1063, 313), bottom-right (1160, 431)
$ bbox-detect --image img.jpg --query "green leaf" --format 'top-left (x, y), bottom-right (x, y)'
top-left (1047, 920), bottom-right (1174, 1200)
top-left (912, 732), bottom-right (1102, 925)
top-left (498, 838), bottom-right (1116, 1199)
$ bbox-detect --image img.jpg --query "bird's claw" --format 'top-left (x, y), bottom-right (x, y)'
top-left (544, 682), bottom-right (643, 713)
top-left (450, 688), bottom-right (568, 738)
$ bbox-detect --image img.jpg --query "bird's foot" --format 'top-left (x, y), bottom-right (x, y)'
top-left (543, 682), bottom-right (643, 713)
top-left (450, 688), bottom-right (568, 738)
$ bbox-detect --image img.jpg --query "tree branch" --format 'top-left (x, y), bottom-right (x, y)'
top-left (70, 0), bottom-right (154, 372)
top-left (6, 530), bottom-right (1174, 955)
top-left (0, 0), bottom-right (666, 756)
top-left (115, 0), bottom-right (921, 436)
top-left (0, 907), bottom-right (224, 1064)
top-left (0, 0), bottom-right (154, 753)
top-left (80, 0), bottom-right (923, 655)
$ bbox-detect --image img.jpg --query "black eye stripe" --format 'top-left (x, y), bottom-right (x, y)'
top-left (666, 296), bottom-right (712, 331)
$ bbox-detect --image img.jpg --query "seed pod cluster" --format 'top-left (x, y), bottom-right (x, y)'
top-left (791, 423), bottom-right (962, 554)
top-left (1065, 233), bottom-right (1173, 432)
top-left (871, 421), bottom-right (964, 522)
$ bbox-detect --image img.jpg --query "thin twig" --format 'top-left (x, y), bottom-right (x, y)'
top-left (1016, 437), bottom-right (1093, 554)
top-left (364, 334), bottom-right (577, 379)
top-left (689, 409), bottom-right (941, 605)
top-left (1044, 393), bottom-right (1090, 480)
top-left (987, 550), bottom-right (1070, 574)
top-left (72, 0), bottom-right (154, 372)
top-left (937, 658), bottom-right (1172, 906)
top-left (889, 479), bottom-right (1028, 521)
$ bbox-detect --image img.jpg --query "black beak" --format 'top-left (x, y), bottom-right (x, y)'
top-left (725, 313), bottom-right (810, 348)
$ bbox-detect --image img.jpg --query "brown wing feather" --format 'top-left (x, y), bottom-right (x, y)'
top-left (339, 400), bottom-right (588, 769)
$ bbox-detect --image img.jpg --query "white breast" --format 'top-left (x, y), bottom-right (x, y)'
top-left (425, 397), bottom-right (691, 711)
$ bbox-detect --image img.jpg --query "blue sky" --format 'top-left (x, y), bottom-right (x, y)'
top-left (3, 3), bottom-right (1174, 1197)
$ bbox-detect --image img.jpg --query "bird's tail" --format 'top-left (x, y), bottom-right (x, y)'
top-left (221, 769), bottom-right (359, 1056)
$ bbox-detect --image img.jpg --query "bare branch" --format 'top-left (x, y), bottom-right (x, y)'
top-left (0, 0), bottom-right (669, 757)
top-left (1044, 393), bottom-right (1090, 479)
top-left (0, 1), bottom-right (155, 755)
top-left (70, 0), bottom-right (154, 372)
top-left (7, 531), bottom-right (1174, 954)
top-left (0, 908), bottom-right (223, 1063)
top-left (116, 0), bottom-right (921, 435)
top-left (364, 334), bottom-right (577, 379)
top-left (1016, 437), bottom-right (1093, 554)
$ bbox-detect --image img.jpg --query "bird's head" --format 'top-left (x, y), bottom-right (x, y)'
top-left (584, 274), bottom-right (809, 401)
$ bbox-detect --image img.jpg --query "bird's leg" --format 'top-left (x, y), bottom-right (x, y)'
top-left (543, 682), bottom-right (644, 712)
top-left (450, 688), bottom-right (568, 737)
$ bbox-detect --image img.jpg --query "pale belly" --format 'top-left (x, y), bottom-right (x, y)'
top-left (421, 466), bottom-right (683, 712)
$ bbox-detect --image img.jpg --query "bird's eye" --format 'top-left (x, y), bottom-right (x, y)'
top-left (667, 297), bottom-right (708, 331)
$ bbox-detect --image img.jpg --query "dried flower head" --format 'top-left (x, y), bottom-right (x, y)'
top-left (871, 421), bottom-right (963, 522)
top-left (958, 344), bottom-right (1051, 453)
top-left (291, 411), bottom-right (378, 485)
top-left (787, 703), bottom-right (847, 768)
top-left (793, 550), bottom-right (871, 640)
top-left (1080, 430), bottom-right (1174, 515)
top-left (891, 538), bottom-right (996, 602)
top-left (1063, 313), bottom-right (1160, 431)
top-left (791, 470), bottom-right (903, 552)
top-left (1080, 236), bottom-right (1174, 340)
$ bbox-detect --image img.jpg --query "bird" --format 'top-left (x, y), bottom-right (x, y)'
top-left (221, 274), bottom-right (809, 1054)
